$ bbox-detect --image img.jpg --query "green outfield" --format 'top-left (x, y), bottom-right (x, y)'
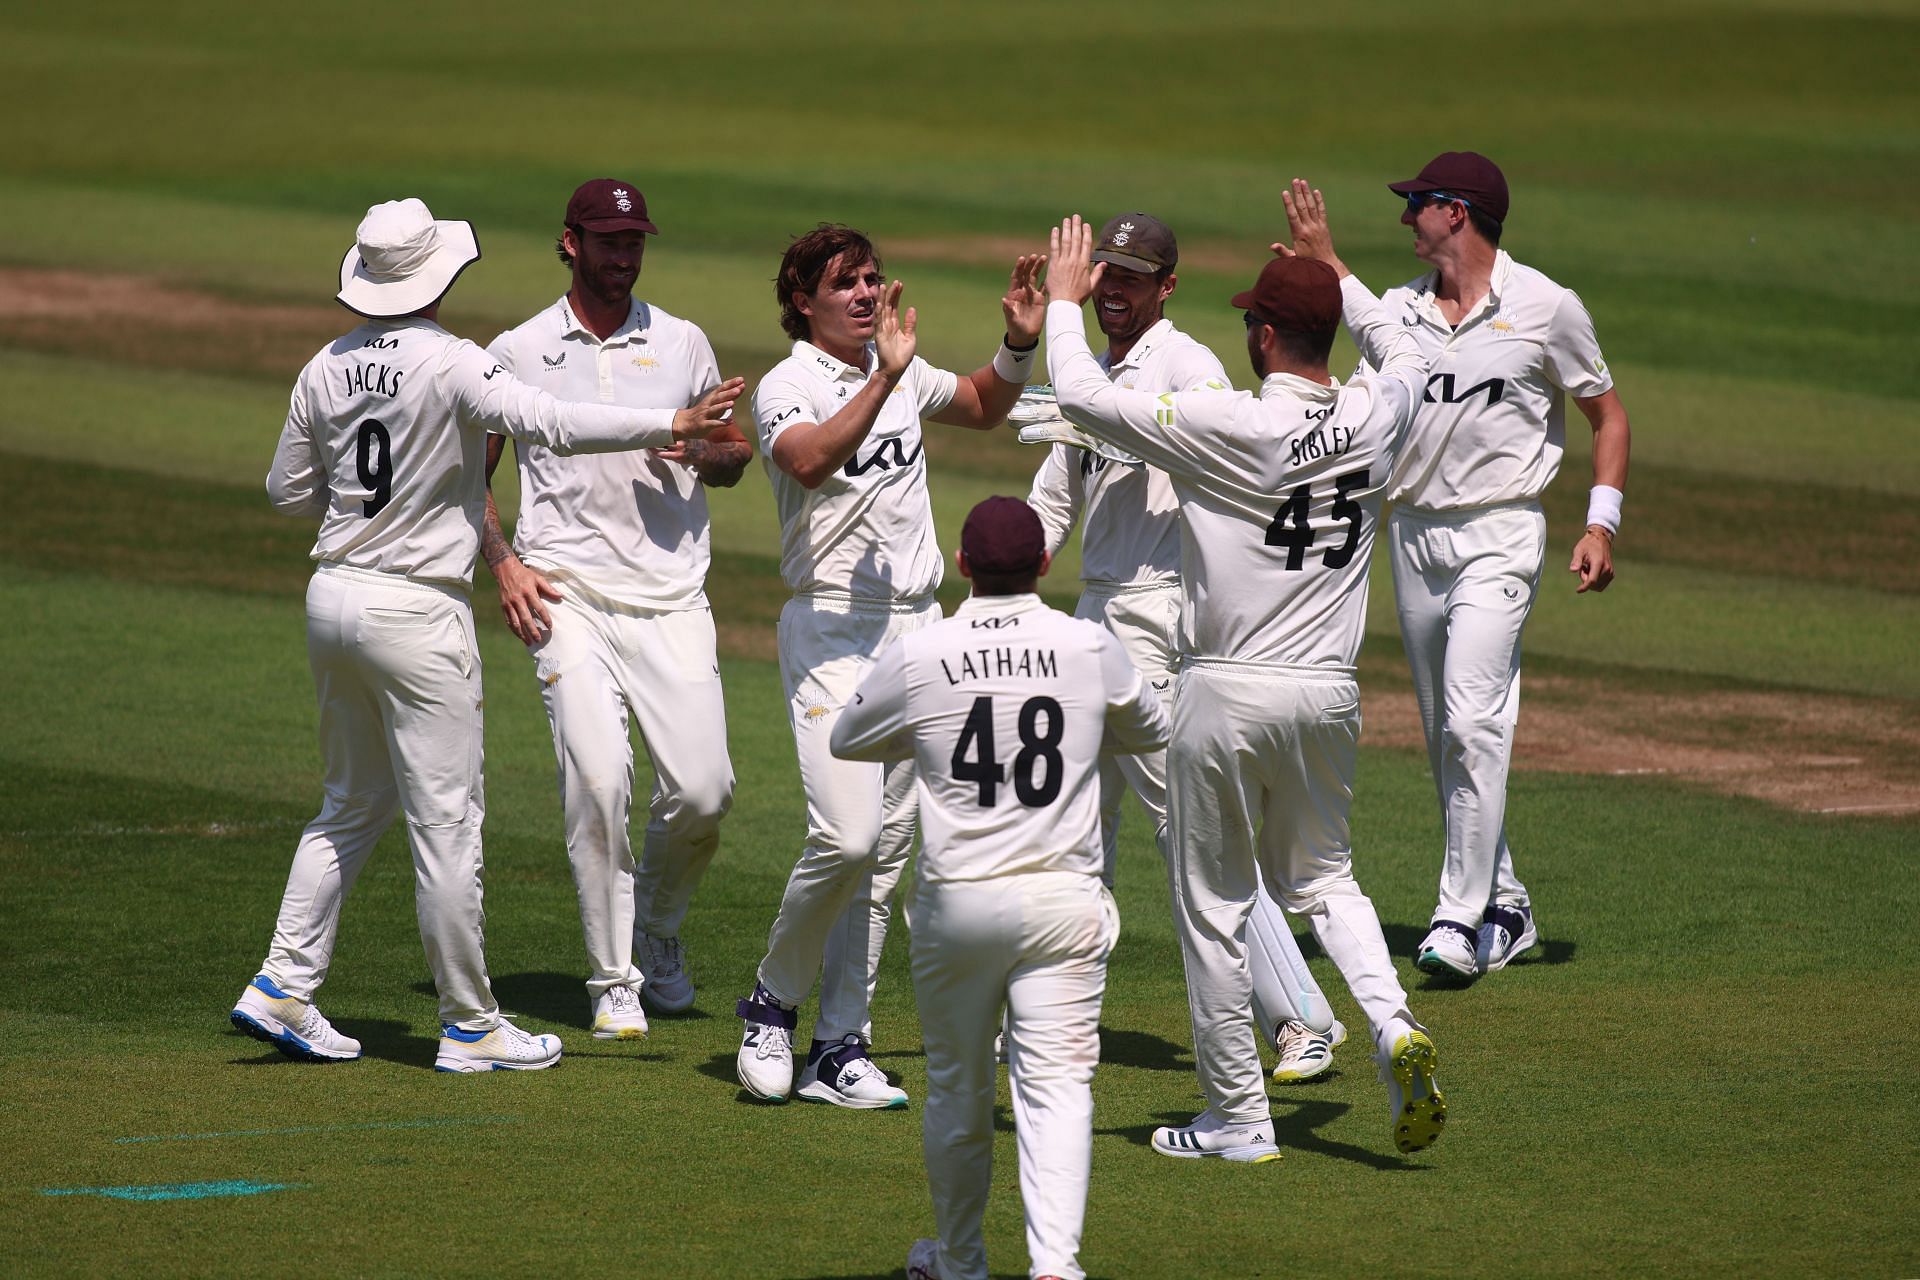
top-left (1, 2), bottom-right (1915, 1275)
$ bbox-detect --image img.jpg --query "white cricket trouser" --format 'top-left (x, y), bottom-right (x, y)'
top-left (1082, 583), bottom-right (1332, 1043)
top-left (260, 563), bottom-right (500, 1030)
top-left (1168, 661), bottom-right (1418, 1125)
top-left (1390, 502), bottom-right (1542, 931)
top-left (758, 595), bottom-right (937, 1042)
top-left (527, 588), bottom-right (734, 999)
top-left (1074, 582), bottom-right (1177, 886)
top-left (908, 871), bottom-right (1116, 1280)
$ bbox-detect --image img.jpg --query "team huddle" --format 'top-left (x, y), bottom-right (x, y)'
top-left (233, 154), bottom-right (1630, 1280)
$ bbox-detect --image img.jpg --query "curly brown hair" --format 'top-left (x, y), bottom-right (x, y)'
top-left (776, 224), bottom-right (882, 341)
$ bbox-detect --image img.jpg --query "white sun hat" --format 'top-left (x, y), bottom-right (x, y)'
top-left (336, 198), bottom-right (481, 319)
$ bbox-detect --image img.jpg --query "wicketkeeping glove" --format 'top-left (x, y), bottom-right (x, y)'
top-left (1009, 386), bottom-right (1143, 467)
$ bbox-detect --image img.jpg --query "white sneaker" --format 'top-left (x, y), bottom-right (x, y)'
top-left (1382, 1026), bottom-right (1447, 1154)
top-left (1477, 904), bottom-right (1538, 972)
top-left (797, 1034), bottom-right (909, 1110)
top-left (590, 984), bottom-right (648, 1040)
top-left (906, 1237), bottom-right (942, 1280)
top-left (434, 1018), bottom-right (563, 1073)
top-left (230, 975), bottom-right (361, 1062)
top-left (638, 933), bottom-right (695, 1012)
top-left (1416, 922), bottom-right (1480, 981)
top-left (1150, 1109), bottom-right (1281, 1163)
top-left (1271, 1017), bottom-right (1345, 1084)
top-left (736, 987), bottom-right (797, 1102)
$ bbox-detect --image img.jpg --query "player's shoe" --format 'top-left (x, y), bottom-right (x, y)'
top-left (906, 1237), bottom-right (942, 1279)
top-left (434, 1018), bottom-right (563, 1073)
top-left (229, 975), bottom-right (361, 1063)
top-left (736, 984), bottom-right (798, 1102)
top-left (1271, 1017), bottom-right (1345, 1084)
top-left (638, 932), bottom-right (696, 1012)
top-left (1416, 922), bottom-right (1480, 981)
top-left (1477, 904), bottom-right (1538, 973)
top-left (1381, 1025), bottom-right (1447, 1154)
top-left (797, 1034), bottom-right (909, 1110)
top-left (589, 984), bottom-right (649, 1040)
top-left (1150, 1109), bottom-right (1281, 1163)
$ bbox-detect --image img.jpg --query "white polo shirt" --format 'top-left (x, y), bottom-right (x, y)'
top-left (830, 592), bottom-right (1170, 884)
top-left (1046, 280), bottom-right (1427, 670)
top-left (487, 297), bottom-right (721, 610)
top-left (268, 317), bottom-right (677, 589)
top-left (1366, 250), bottom-right (1614, 511)
top-left (1026, 318), bottom-right (1229, 589)
top-left (752, 341), bottom-right (958, 601)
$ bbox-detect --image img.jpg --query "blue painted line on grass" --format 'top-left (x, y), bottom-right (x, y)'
top-left (116, 1113), bottom-right (519, 1144)
top-left (43, 1179), bottom-right (305, 1202)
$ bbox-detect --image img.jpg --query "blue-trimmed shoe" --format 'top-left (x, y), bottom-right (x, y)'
top-left (1416, 921), bottom-right (1480, 981)
top-left (736, 985), bottom-right (798, 1102)
top-left (1477, 904), bottom-right (1538, 972)
top-left (796, 1034), bottom-right (908, 1110)
top-left (229, 975), bottom-right (361, 1062)
top-left (434, 1018), bottom-right (562, 1073)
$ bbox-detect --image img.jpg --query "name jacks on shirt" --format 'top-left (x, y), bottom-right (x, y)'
top-left (342, 361), bottom-right (405, 399)
top-left (938, 644), bottom-right (1059, 687)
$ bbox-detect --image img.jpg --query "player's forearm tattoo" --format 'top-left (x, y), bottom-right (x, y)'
top-left (481, 494), bottom-right (514, 568)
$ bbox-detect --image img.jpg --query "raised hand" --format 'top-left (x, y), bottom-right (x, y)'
top-left (1002, 253), bottom-right (1048, 346)
top-left (1271, 178), bottom-right (1348, 277)
top-left (1045, 216), bottom-right (1102, 307)
top-left (672, 376), bottom-right (746, 440)
top-left (875, 279), bottom-right (918, 380)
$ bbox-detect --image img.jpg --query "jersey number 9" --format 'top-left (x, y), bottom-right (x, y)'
top-left (356, 419), bottom-right (393, 518)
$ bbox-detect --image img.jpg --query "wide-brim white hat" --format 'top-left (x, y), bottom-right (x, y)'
top-left (336, 198), bottom-right (481, 319)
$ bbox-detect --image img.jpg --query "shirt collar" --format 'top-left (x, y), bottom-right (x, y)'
top-left (953, 591), bottom-right (1047, 620)
top-left (793, 339), bottom-right (875, 383)
top-left (1259, 372), bottom-right (1342, 403)
top-left (1106, 318), bottom-right (1176, 374)
top-left (557, 295), bottom-right (651, 345)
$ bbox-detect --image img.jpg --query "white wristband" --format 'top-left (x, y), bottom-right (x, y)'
top-left (993, 336), bottom-right (1039, 385)
top-left (1585, 484), bottom-right (1623, 535)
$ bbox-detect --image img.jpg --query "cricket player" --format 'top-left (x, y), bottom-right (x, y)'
top-left (1044, 213), bottom-right (1446, 1158)
top-left (1288, 157), bottom-right (1630, 980)
top-left (480, 178), bottom-right (754, 1038)
top-left (233, 197), bottom-right (741, 1072)
top-left (833, 497), bottom-right (1169, 1280)
top-left (734, 225), bottom-right (1045, 1109)
top-left (1020, 212), bottom-right (1348, 1083)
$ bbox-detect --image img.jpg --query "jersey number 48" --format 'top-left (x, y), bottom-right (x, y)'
top-left (951, 695), bottom-right (1064, 807)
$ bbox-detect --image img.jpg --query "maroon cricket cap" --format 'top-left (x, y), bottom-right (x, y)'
top-left (961, 496), bottom-right (1047, 575)
top-left (564, 178), bottom-right (660, 234)
top-left (1230, 257), bottom-right (1342, 332)
top-left (1387, 151), bottom-right (1509, 224)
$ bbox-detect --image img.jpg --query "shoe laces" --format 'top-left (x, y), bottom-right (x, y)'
top-left (825, 1035), bottom-right (879, 1083)
top-left (1275, 1020), bottom-right (1312, 1060)
top-left (644, 934), bottom-right (684, 979)
top-left (294, 1002), bottom-right (339, 1043)
top-left (755, 1023), bottom-right (793, 1062)
top-left (606, 985), bottom-right (641, 1016)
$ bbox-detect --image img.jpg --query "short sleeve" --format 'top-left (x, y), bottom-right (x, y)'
top-left (1543, 290), bottom-right (1613, 398)
top-left (910, 356), bottom-right (959, 418)
top-left (685, 323), bottom-right (722, 399)
top-left (752, 367), bottom-right (814, 452)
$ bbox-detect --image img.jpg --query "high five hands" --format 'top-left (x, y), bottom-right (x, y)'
top-left (1273, 178), bottom-right (1349, 278)
top-left (1046, 216), bottom-right (1102, 307)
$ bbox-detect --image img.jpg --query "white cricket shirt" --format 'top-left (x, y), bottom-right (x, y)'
top-left (1046, 282), bottom-right (1427, 670)
top-left (1366, 250), bottom-right (1614, 510)
top-left (268, 317), bottom-right (678, 589)
top-left (831, 592), bottom-right (1169, 884)
top-left (752, 341), bottom-right (958, 601)
top-left (488, 297), bottom-right (721, 609)
top-left (1026, 318), bottom-right (1229, 588)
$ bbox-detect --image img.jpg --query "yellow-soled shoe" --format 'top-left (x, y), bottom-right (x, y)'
top-left (1387, 1029), bottom-right (1446, 1154)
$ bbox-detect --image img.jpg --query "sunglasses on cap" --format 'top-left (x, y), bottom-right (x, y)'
top-left (1405, 190), bottom-right (1473, 214)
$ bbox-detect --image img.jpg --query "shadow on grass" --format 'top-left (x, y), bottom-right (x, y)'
top-left (226, 1016), bottom-right (426, 1069)
top-left (412, 972), bottom-right (587, 1031)
top-left (1098, 1028), bottom-right (1191, 1072)
top-left (1100, 1103), bottom-right (1419, 1172)
top-left (696, 1051), bottom-right (787, 1105)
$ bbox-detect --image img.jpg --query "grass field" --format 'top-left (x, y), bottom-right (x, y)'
top-left (2, 2), bottom-right (1916, 1276)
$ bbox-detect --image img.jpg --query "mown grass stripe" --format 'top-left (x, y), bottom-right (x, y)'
top-left (116, 1114), bottom-right (520, 1145)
